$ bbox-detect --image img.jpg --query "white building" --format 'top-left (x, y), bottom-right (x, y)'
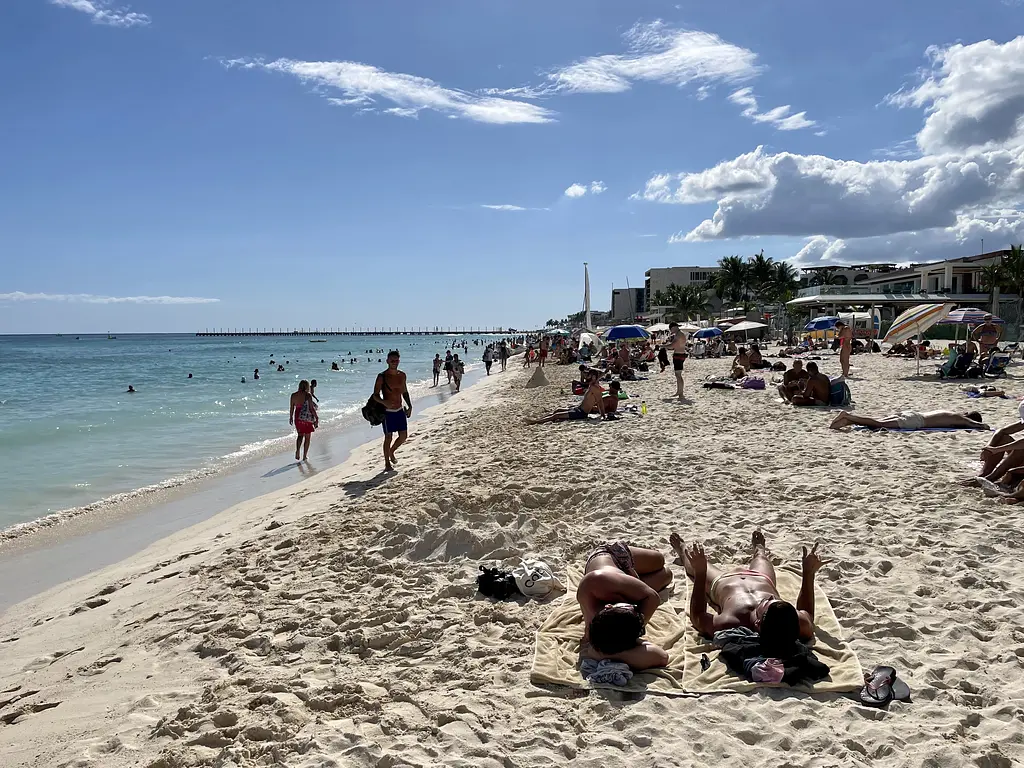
top-left (643, 266), bottom-right (722, 314)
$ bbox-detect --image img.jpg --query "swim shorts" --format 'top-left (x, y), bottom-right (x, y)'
top-left (896, 411), bottom-right (926, 430)
top-left (566, 406), bottom-right (588, 421)
top-left (383, 409), bottom-right (408, 434)
top-left (585, 541), bottom-right (636, 575)
top-left (673, 353), bottom-right (687, 371)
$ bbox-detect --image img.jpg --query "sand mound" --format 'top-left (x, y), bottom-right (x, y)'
top-left (524, 366), bottom-right (549, 388)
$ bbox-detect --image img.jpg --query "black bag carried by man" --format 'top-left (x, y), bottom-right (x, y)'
top-left (361, 397), bottom-right (386, 426)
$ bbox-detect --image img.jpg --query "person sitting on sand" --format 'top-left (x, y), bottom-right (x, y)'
top-left (829, 409), bottom-right (986, 431)
top-left (961, 404), bottom-right (1024, 488)
top-left (790, 361), bottom-right (830, 406)
top-left (601, 381), bottom-right (622, 416)
top-left (526, 375), bottom-right (609, 424)
top-left (669, 531), bottom-right (826, 645)
top-left (747, 344), bottom-right (768, 370)
top-left (577, 541), bottom-right (673, 670)
top-left (733, 346), bottom-right (750, 370)
top-left (777, 360), bottom-right (809, 402)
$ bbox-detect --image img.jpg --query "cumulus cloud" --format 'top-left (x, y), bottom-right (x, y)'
top-left (728, 87), bottom-right (816, 131)
top-left (50, 0), bottom-right (149, 27)
top-left (887, 37), bottom-right (1024, 154)
top-left (0, 292), bottom-right (220, 304)
top-left (222, 58), bottom-right (555, 125)
top-left (639, 36), bottom-right (1024, 265)
top-left (565, 181), bottom-right (606, 198)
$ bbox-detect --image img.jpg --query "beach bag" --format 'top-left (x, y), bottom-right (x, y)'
top-left (297, 396), bottom-right (316, 423)
top-left (829, 378), bottom-right (852, 406)
top-left (361, 397), bottom-right (386, 426)
top-left (740, 376), bottom-right (765, 390)
top-left (512, 558), bottom-right (564, 598)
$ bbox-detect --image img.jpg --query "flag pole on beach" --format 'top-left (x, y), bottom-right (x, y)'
top-left (583, 262), bottom-right (593, 332)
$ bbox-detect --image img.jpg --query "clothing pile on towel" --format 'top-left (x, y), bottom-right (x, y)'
top-left (579, 658), bottom-right (633, 686)
top-left (713, 627), bottom-right (830, 685)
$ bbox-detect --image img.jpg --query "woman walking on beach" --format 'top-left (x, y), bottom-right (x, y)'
top-left (289, 380), bottom-right (318, 461)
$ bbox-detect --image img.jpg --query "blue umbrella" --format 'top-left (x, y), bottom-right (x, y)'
top-left (602, 324), bottom-right (650, 341)
top-left (693, 327), bottom-right (723, 339)
top-left (805, 316), bottom-right (838, 331)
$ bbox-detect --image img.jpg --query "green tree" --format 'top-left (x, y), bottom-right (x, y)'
top-left (747, 250), bottom-right (776, 304)
top-left (999, 244), bottom-right (1024, 339)
top-left (711, 255), bottom-right (751, 307)
top-left (658, 283), bottom-right (711, 321)
top-left (978, 261), bottom-right (1005, 316)
top-left (810, 267), bottom-right (840, 286)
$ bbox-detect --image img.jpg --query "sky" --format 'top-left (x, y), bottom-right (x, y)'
top-left (3, 0), bottom-right (1024, 333)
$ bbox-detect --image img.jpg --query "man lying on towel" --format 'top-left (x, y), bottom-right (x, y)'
top-left (671, 531), bottom-right (831, 684)
top-left (829, 409), bottom-right (985, 431)
top-left (576, 542), bottom-right (673, 669)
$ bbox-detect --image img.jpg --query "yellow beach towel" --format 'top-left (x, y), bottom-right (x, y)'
top-left (681, 566), bottom-right (864, 694)
top-left (530, 568), bottom-right (692, 696)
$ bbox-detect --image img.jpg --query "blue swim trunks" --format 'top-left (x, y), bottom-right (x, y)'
top-left (383, 409), bottom-right (408, 434)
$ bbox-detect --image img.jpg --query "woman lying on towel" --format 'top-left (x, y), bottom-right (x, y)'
top-left (671, 531), bottom-right (827, 682)
top-left (576, 542), bottom-right (673, 670)
top-left (828, 409), bottom-right (986, 431)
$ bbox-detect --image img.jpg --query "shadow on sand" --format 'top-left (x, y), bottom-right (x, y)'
top-left (340, 471), bottom-right (393, 499)
top-left (262, 462), bottom-right (302, 479)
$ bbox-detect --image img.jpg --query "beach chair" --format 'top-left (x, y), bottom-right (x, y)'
top-left (1003, 342), bottom-right (1020, 360)
top-left (938, 349), bottom-right (974, 379)
top-left (984, 352), bottom-right (1012, 378)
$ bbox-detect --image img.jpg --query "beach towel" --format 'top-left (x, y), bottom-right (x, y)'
top-left (852, 425), bottom-right (991, 433)
top-left (681, 566), bottom-right (862, 694)
top-left (530, 568), bottom-right (691, 696)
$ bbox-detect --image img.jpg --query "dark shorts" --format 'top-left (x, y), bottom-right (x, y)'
top-left (565, 406), bottom-right (588, 421)
top-left (383, 409), bottom-right (408, 434)
top-left (673, 353), bottom-right (687, 371)
top-left (586, 541), bottom-right (636, 574)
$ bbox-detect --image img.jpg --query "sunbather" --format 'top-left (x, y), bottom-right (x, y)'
top-left (577, 541), bottom-right (673, 669)
top-left (526, 376), bottom-right (608, 424)
top-left (961, 405), bottom-right (1024, 486)
top-left (829, 409), bottom-right (986, 431)
top-left (790, 361), bottom-right (830, 406)
top-left (669, 531), bottom-right (825, 649)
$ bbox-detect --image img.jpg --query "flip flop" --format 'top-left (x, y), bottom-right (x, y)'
top-left (892, 675), bottom-right (912, 703)
top-left (860, 665), bottom-right (896, 707)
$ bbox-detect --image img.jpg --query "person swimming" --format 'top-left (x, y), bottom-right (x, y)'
top-left (254, 368), bottom-right (260, 380)
top-left (127, 385), bottom-right (136, 393)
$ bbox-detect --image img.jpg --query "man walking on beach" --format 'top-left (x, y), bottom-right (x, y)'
top-left (432, 354), bottom-right (442, 387)
top-left (666, 322), bottom-right (688, 399)
top-left (444, 350), bottom-right (454, 384)
top-left (371, 351), bottom-right (412, 472)
top-left (499, 340), bottom-right (509, 371)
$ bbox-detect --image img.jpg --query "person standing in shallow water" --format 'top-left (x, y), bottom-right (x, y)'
top-left (289, 380), bottom-right (318, 461)
top-left (371, 351), bottom-right (412, 472)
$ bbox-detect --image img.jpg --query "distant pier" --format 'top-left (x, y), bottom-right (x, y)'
top-left (195, 328), bottom-right (509, 337)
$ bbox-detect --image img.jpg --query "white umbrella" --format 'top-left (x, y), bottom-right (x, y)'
top-left (725, 320), bottom-right (768, 333)
top-left (675, 322), bottom-right (701, 333)
top-left (645, 323), bottom-right (671, 333)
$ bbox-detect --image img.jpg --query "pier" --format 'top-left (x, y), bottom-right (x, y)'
top-left (195, 328), bottom-right (510, 337)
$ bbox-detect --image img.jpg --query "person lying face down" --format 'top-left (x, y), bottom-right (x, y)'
top-left (670, 531), bottom-right (827, 655)
top-left (576, 542), bottom-right (673, 670)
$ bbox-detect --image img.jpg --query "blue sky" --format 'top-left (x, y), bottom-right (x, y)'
top-left (3, 0), bottom-right (1024, 333)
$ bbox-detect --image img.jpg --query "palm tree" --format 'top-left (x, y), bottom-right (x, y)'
top-left (978, 262), bottom-right (1004, 315)
top-left (999, 244), bottom-right (1024, 339)
top-left (712, 255), bottom-right (750, 307)
top-left (766, 261), bottom-right (801, 340)
top-left (656, 283), bottom-right (710, 321)
top-left (747, 250), bottom-right (776, 303)
top-left (810, 267), bottom-right (840, 286)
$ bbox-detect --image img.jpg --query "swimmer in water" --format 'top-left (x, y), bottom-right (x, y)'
top-left (188, 373), bottom-right (193, 379)
top-left (254, 368), bottom-right (260, 380)
top-left (127, 385), bottom-right (136, 393)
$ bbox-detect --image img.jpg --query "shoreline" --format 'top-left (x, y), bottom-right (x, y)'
top-left (0, 363), bottom-right (489, 613)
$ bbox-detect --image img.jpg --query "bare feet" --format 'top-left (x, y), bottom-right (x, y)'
top-left (958, 476), bottom-right (981, 487)
top-left (295, 451), bottom-right (301, 461)
top-left (977, 478), bottom-right (1009, 497)
top-left (829, 413), bottom-right (851, 430)
top-left (669, 532), bottom-right (686, 565)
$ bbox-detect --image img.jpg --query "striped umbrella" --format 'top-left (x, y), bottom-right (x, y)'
top-left (938, 308), bottom-right (1003, 325)
top-left (883, 303), bottom-right (955, 374)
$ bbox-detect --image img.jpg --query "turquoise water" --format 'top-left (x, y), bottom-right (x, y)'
top-left (0, 333), bottom-right (486, 539)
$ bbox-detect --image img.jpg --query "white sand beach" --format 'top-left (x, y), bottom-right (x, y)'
top-left (2, 350), bottom-right (1023, 767)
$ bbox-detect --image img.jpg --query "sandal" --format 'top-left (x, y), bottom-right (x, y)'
top-left (860, 665), bottom-right (896, 707)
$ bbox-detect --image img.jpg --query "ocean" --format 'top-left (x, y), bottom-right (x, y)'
top-left (0, 333), bottom-right (488, 540)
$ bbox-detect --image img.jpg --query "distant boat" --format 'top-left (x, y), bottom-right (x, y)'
top-left (309, 339), bottom-right (327, 343)
top-left (107, 333), bottom-right (117, 339)
top-left (55, 333), bottom-right (62, 337)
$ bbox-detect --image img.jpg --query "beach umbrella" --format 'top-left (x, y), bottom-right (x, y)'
top-left (726, 320), bottom-right (768, 334)
top-left (547, 328), bottom-right (571, 336)
top-left (805, 316), bottom-right (839, 331)
top-left (694, 327), bottom-right (724, 339)
top-left (883, 302), bottom-right (955, 375)
top-left (603, 324), bottom-right (650, 342)
top-left (645, 322), bottom-right (670, 333)
top-left (675, 322), bottom-right (701, 333)
top-left (939, 308), bottom-right (1003, 325)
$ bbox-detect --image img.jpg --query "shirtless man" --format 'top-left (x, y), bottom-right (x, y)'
top-left (836, 320), bottom-right (853, 377)
top-left (576, 541), bottom-right (672, 670)
top-left (961, 405), bottom-right (1024, 487)
top-left (777, 360), bottom-right (809, 402)
top-left (972, 315), bottom-right (1002, 358)
top-left (371, 351), bottom-right (412, 471)
top-left (829, 409), bottom-right (985, 431)
top-left (670, 531), bottom-right (825, 653)
top-left (666, 322), bottom-right (688, 399)
top-left (539, 336), bottom-right (550, 367)
top-left (526, 373), bottom-right (608, 424)
top-left (790, 361), bottom-right (830, 406)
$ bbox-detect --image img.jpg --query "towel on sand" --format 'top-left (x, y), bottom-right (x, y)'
top-left (681, 566), bottom-right (863, 694)
top-left (530, 568), bottom-right (691, 696)
top-left (852, 425), bottom-right (991, 433)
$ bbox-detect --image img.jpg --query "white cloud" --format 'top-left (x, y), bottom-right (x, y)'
top-left (728, 87), bottom-right (816, 131)
top-left (887, 37), bottom-right (1024, 154)
top-left (638, 36), bottom-right (1024, 265)
top-left (480, 204), bottom-right (549, 211)
top-left (564, 181), bottom-right (607, 198)
top-left (50, 0), bottom-right (149, 27)
top-left (0, 292), bottom-right (220, 304)
top-left (222, 58), bottom-right (555, 125)
top-left (500, 21), bottom-right (759, 97)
